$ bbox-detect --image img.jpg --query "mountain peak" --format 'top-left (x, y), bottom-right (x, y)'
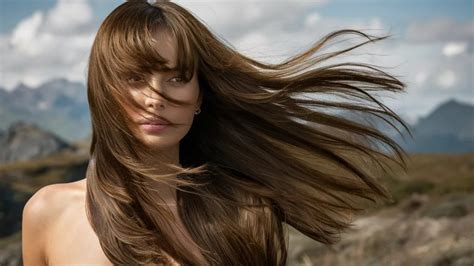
top-left (40, 78), bottom-right (83, 89)
top-left (0, 121), bottom-right (72, 163)
top-left (431, 98), bottom-right (473, 116)
top-left (441, 98), bottom-right (465, 108)
top-left (9, 121), bottom-right (41, 132)
top-left (13, 82), bottom-right (30, 91)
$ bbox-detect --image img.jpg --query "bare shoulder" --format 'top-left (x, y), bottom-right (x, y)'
top-left (23, 180), bottom-right (86, 220)
top-left (22, 179), bottom-right (87, 266)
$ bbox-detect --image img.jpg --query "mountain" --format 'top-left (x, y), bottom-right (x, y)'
top-left (414, 99), bottom-right (473, 141)
top-left (0, 121), bottom-right (74, 163)
top-left (337, 99), bottom-right (473, 153)
top-left (0, 78), bottom-right (472, 153)
top-left (0, 87), bottom-right (8, 106)
top-left (0, 79), bottom-right (91, 142)
top-left (397, 99), bottom-right (474, 153)
top-left (340, 108), bottom-right (414, 138)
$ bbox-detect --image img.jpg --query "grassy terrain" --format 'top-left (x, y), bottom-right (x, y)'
top-left (383, 153), bottom-right (474, 203)
top-left (286, 152), bottom-right (474, 265)
top-left (0, 150), bottom-right (88, 194)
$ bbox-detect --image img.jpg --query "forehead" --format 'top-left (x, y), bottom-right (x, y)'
top-left (152, 28), bottom-right (178, 70)
top-left (102, 19), bottom-right (196, 81)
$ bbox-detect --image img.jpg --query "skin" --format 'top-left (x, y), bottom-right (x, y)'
top-left (121, 27), bottom-right (202, 202)
top-left (22, 29), bottom-right (204, 265)
top-left (124, 29), bottom-right (202, 154)
top-left (22, 181), bottom-right (114, 265)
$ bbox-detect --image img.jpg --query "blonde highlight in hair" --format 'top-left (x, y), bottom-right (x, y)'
top-left (86, 0), bottom-right (411, 265)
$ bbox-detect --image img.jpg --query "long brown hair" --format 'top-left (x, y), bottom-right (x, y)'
top-left (85, 0), bottom-right (412, 265)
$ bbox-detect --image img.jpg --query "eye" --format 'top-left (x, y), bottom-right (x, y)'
top-left (169, 76), bottom-right (185, 83)
top-left (126, 75), bottom-right (145, 84)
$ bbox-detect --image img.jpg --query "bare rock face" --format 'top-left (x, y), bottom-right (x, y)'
top-left (287, 193), bottom-right (474, 266)
top-left (0, 121), bottom-right (73, 163)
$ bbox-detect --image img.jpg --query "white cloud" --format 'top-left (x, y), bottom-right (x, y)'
top-left (415, 71), bottom-right (429, 86)
top-left (443, 41), bottom-right (468, 57)
top-left (1, 0), bottom-right (390, 90)
top-left (10, 11), bottom-right (44, 56)
top-left (2, 0), bottom-right (472, 123)
top-left (436, 70), bottom-right (457, 89)
top-left (174, 0), bottom-right (324, 41)
top-left (1, 0), bottom-right (95, 90)
top-left (305, 13), bottom-right (321, 27)
top-left (368, 17), bottom-right (384, 30)
top-left (406, 18), bottom-right (474, 43)
top-left (46, 0), bottom-right (92, 34)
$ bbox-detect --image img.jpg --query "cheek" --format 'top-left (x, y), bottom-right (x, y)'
top-left (171, 84), bottom-right (200, 111)
top-left (177, 80), bottom-right (200, 99)
top-left (174, 106), bottom-right (197, 124)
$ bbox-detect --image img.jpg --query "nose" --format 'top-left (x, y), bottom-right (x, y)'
top-left (144, 78), bottom-right (165, 110)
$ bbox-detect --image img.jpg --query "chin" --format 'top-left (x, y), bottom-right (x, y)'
top-left (141, 135), bottom-right (178, 149)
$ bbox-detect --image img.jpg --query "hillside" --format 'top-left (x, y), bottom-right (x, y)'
top-left (0, 153), bottom-right (473, 265)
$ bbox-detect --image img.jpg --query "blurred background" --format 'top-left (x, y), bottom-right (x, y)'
top-left (0, 0), bottom-right (472, 265)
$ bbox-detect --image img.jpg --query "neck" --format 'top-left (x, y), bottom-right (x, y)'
top-left (138, 144), bottom-right (181, 206)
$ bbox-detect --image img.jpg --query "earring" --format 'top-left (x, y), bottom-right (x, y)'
top-left (194, 107), bottom-right (201, 115)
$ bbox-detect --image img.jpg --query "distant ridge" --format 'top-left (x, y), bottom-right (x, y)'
top-left (0, 78), bottom-right (91, 142)
top-left (337, 99), bottom-right (473, 153)
top-left (0, 121), bottom-right (73, 163)
top-left (0, 78), bottom-right (472, 153)
top-left (396, 99), bottom-right (474, 153)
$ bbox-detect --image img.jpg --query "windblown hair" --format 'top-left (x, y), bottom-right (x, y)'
top-left (85, 0), bottom-right (412, 265)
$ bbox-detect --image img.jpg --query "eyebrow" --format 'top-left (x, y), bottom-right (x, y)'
top-left (154, 64), bottom-right (180, 73)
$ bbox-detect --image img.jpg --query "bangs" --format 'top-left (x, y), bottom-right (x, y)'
top-left (99, 3), bottom-right (197, 86)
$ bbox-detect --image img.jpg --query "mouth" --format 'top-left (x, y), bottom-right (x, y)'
top-left (138, 116), bottom-right (172, 125)
top-left (140, 123), bottom-right (170, 134)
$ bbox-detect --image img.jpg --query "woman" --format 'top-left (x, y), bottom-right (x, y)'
top-left (22, 0), bottom-right (411, 265)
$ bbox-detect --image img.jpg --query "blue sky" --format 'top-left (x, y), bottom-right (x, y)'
top-left (0, 0), bottom-right (473, 123)
top-left (2, 0), bottom-right (472, 34)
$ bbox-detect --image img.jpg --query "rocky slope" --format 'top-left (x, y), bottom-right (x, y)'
top-left (288, 193), bottom-right (474, 265)
top-left (0, 121), bottom-right (74, 164)
top-left (0, 153), bottom-right (472, 265)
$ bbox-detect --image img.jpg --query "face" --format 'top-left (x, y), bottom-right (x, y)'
top-left (121, 29), bottom-right (201, 151)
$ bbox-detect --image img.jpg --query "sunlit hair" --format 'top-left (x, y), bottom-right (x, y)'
top-left (85, 0), bottom-right (412, 264)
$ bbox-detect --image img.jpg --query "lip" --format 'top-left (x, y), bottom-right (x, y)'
top-left (138, 116), bottom-right (172, 125)
top-left (140, 123), bottom-right (169, 134)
